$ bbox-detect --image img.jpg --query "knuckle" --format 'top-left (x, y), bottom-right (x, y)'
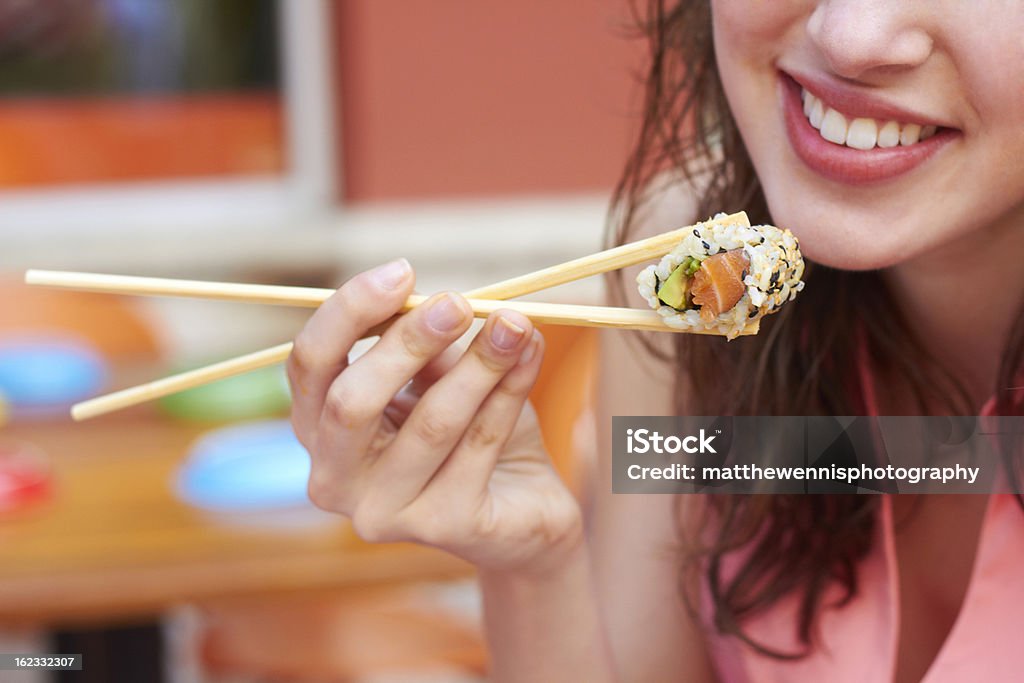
top-left (323, 380), bottom-right (376, 429)
top-left (287, 332), bottom-right (318, 377)
top-left (412, 407), bottom-right (458, 449)
top-left (331, 273), bottom-right (398, 323)
top-left (494, 373), bottom-right (531, 399)
top-left (289, 329), bottom-right (346, 384)
top-left (306, 468), bottom-right (339, 512)
top-left (399, 324), bottom-right (438, 362)
top-left (463, 419), bottom-right (504, 450)
top-left (336, 275), bottom-right (374, 308)
top-left (335, 287), bottom-right (379, 327)
top-left (499, 349), bottom-right (543, 394)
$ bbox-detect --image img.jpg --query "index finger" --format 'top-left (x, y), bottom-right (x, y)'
top-left (287, 258), bottom-right (415, 438)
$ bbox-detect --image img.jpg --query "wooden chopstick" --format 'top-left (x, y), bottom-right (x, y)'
top-left (26, 211), bottom-right (751, 307)
top-left (69, 302), bottom-right (758, 421)
top-left (24, 270), bottom-right (336, 307)
top-left (21, 274), bottom-right (758, 331)
top-left (40, 211), bottom-right (751, 420)
top-left (70, 342), bottom-right (299, 421)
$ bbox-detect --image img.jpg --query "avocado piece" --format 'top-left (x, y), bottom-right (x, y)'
top-left (657, 265), bottom-right (690, 310)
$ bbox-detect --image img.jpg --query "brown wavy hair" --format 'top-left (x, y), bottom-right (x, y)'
top-left (607, 0), bottom-right (1024, 658)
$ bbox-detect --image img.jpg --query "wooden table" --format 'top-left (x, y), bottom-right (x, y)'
top-left (0, 413), bottom-right (472, 629)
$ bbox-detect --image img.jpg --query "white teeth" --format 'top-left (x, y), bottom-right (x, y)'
top-left (900, 123), bottom-right (921, 146)
top-left (819, 109), bottom-right (848, 145)
top-left (845, 118), bottom-right (878, 150)
top-left (877, 121), bottom-right (900, 148)
top-left (799, 87), bottom-right (939, 150)
top-left (809, 98), bottom-right (825, 129)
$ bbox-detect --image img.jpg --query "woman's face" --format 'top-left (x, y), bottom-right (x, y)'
top-left (711, 1), bottom-right (1024, 270)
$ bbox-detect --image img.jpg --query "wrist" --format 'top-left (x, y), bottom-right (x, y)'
top-left (478, 521), bottom-right (587, 587)
top-left (478, 534), bottom-right (616, 683)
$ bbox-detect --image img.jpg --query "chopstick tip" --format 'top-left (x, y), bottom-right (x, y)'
top-left (70, 402), bottom-right (94, 422)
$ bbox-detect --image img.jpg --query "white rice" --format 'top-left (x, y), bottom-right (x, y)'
top-left (637, 214), bottom-right (805, 339)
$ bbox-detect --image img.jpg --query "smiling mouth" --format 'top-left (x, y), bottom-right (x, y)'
top-left (778, 71), bottom-right (958, 185)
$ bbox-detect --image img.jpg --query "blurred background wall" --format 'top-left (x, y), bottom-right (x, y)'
top-left (333, 1), bottom-right (636, 200)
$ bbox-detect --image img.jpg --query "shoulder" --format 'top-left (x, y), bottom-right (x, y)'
top-left (587, 176), bottom-right (716, 681)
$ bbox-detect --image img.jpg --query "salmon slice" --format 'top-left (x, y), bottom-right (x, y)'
top-left (690, 249), bottom-right (750, 322)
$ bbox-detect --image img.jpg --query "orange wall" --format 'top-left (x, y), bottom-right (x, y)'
top-left (332, 1), bottom-right (642, 202)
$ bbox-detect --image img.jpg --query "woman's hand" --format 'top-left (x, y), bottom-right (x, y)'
top-left (287, 259), bottom-right (583, 575)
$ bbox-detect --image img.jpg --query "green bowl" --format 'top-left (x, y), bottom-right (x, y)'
top-left (158, 363), bottom-right (291, 423)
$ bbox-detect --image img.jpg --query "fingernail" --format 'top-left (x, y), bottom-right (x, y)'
top-left (426, 293), bottom-right (467, 332)
top-left (491, 315), bottom-right (526, 350)
top-left (518, 332), bottom-right (541, 365)
top-left (372, 258), bottom-right (410, 290)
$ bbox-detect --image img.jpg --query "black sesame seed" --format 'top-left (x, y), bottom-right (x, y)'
top-left (701, 240), bottom-right (710, 250)
top-left (760, 237), bottom-right (765, 244)
top-left (693, 229), bottom-right (700, 237)
top-left (770, 271), bottom-right (780, 284)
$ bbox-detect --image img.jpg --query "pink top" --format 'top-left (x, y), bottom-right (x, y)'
top-left (702, 367), bottom-right (1024, 681)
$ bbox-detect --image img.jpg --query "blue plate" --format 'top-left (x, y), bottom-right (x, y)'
top-left (0, 337), bottom-right (108, 416)
top-left (176, 420), bottom-right (313, 512)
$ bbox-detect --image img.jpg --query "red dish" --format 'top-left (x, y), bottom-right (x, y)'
top-left (0, 441), bottom-right (52, 514)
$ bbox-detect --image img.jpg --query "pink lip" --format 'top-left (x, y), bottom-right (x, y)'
top-left (779, 71), bottom-right (957, 185)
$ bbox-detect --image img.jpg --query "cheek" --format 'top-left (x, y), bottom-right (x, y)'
top-left (711, 8), bottom-right (772, 152)
top-left (711, 1), bottom-right (811, 145)
top-left (711, 0), bottom-right (807, 45)
top-left (961, 36), bottom-right (1024, 149)
top-left (945, 2), bottom-right (1024, 118)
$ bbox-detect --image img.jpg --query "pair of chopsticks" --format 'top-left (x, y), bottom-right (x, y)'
top-left (25, 211), bottom-right (754, 421)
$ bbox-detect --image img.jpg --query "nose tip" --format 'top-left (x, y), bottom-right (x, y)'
top-left (807, 3), bottom-right (934, 81)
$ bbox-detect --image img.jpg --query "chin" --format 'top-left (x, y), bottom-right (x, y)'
top-left (801, 239), bottom-right (905, 271)
top-left (762, 192), bottom-right (929, 272)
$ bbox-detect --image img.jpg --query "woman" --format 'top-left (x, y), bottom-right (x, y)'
top-left (287, 2), bottom-right (1024, 680)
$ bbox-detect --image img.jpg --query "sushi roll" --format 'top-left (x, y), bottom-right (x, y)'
top-left (636, 215), bottom-right (805, 339)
